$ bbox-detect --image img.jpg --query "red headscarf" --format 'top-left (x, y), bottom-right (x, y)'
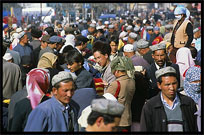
top-left (26, 68), bottom-right (50, 109)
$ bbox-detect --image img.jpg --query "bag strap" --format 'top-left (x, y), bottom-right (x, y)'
top-left (114, 81), bottom-right (121, 99)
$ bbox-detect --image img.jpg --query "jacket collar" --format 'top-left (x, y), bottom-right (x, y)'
top-left (153, 92), bottom-right (190, 108)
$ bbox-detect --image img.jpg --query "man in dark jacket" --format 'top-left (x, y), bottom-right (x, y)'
top-left (146, 42), bottom-right (180, 99)
top-left (140, 67), bottom-right (197, 132)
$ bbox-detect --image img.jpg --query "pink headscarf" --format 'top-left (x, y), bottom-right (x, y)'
top-left (176, 47), bottom-right (195, 80)
top-left (26, 68), bottom-right (50, 109)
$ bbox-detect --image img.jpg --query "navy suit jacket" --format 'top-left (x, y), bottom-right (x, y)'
top-left (146, 61), bottom-right (180, 99)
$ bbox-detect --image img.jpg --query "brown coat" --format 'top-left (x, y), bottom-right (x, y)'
top-left (173, 20), bottom-right (191, 48)
top-left (105, 75), bottom-right (135, 126)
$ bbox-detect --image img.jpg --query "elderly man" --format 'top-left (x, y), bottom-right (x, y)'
top-left (137, 39), bottom-right (154, 65)
top-left (24, 71), bottom-right (79, 131)
top-left (140, 67), bottom-right (198, 132)
top-left (86, 98), bottom-right (124, 132)
top-left (123, 44), bottom-right (150, 70)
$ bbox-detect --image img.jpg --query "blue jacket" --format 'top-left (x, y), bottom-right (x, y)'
top-left (13, 43), bottom-right (32, 57)
top-left (24, 96), bottom-right (79, 132)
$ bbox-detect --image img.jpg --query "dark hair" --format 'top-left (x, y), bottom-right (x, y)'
top-left (75, 40), bottom-right (83, 47)
top-left (136, 20), bottom-right (142, 25)
top-left (62, 45), bottom-right (74, 53)
top-left (2, 42), bottom-right (8, 57)
top-left (87, 111), bottom-right (120, 126)
top-left (65, 50), bottom-right (84, 65)
top-left (157, 73), bottom-right (177, 84)
top-left (92, 40), bottom-right (111, 57)
top-left (145, 20), bottom-right (151, 25)
top-left (109, 36), bottom-right (119, 45)
top-left (189, 46), bottom-right (197, 59)
top-left (54, 79), bottom-right (76, 90)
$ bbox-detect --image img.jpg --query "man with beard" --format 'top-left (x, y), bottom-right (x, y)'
top-left (146, 42), bottom-right (180, 99)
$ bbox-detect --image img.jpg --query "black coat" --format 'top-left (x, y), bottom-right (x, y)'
top-left (140, 92), bottom-right (198, 132)
top-left (143, 50), bottom-right (154, 65)
top-left (146, 61), bottom-right (180, 99)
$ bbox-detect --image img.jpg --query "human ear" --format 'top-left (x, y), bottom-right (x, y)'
top-left (96, 117), bottom-right (104, 127)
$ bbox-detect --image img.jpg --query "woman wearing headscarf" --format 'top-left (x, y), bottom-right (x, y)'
top-left (19, 55), bottom-right (33, 87)
top-left (9, 68), bottom-right (50, 131)
top-left (176, 47), bottom-right (195, 87)
top-left (105, 56), bottom-right (135, 132)
top-left (183, 65), bottom-right (201, 105)
top-left (37, 52), bottom-right (59, 94)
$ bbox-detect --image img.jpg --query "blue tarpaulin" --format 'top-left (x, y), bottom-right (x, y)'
top-left (3, 10), bottom-right (10, 17)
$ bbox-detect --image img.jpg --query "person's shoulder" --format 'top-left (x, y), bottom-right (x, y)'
top-left (3, 61), bottom-right (20, 69)
top-left (178, 93), bottom-right (196, 104)
top-left (144, 94), bottom-right (161, 107)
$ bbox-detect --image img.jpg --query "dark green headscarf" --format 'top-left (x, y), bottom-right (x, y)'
top-left (110, 56), bottom-right (135, 78)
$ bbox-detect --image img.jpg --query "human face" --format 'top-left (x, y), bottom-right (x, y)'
top-left (82, 42), bottom-right (88, 50)
top-left (93, 51), bottom-right (109, 68)
top-left (147, 29), bottom-right (153, 34)
top-left (157, 76), bottom-right (178, 101)
top-left (22, 34), bottom-right (28, 44)
top-left (53, 81), bottom-right (75, 106)
top-left (109, 28), bottom-right (114, 33)
top-left (41, 41), bottom-right (48, 49)
top-left (98, 117), bottom-right (121, 132)
top-left (152, 50), bottom-right (166, 67)
top-left (128, 37), bottom-right (134, 44)
top-left (88, 27), bottom-right (95, 34)
top-left (67, 62), bottom-right (81, 72)
top-left (110, 41), bottom-right (118, 54)
top-left (138, 48), bottom-right (145, 56)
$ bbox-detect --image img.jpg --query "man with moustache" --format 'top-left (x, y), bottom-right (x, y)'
top-left (146, 42), bottom-right (180, 99)
top-left (24, 71), bottom-right (79, 132)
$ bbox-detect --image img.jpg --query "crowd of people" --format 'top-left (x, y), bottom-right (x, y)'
top-left (2, 4), bottom-right (201, 132)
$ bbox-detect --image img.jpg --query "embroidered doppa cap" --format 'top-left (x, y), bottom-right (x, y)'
top-left (149, 42), bottom-right (166, 52)
top-left (134, 26), bottom-right (140, 32)
top-left (52, 71), bottom-right (77, 86)
top-left (193, 28), bottom-right (200, 33)
top-left (91, 98), bottom-right (124, 116)
top-left (155, 66), bottom-right (176, 79)
top-left (136, 39), bottom-right (149, 49)
top-left (128, 32), bottom-right (137, 39)
top-left (126, 25), bottom-right (133, 31)
top-left (123, 44), bottom-right (134, 52)
top-left (146, 26), bottom-right (154, 30)
top-left (108, 24), bottom-right (114, 29)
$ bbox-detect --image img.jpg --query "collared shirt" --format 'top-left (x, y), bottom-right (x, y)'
top-left (155, 62), bottom-right (167, 70)
top-left (160, 92), bottom-right (180, 110)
